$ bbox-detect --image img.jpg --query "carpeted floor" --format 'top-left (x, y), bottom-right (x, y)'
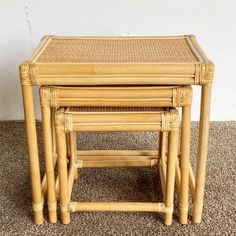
top-left (0, 121), bottom-right (235, 235)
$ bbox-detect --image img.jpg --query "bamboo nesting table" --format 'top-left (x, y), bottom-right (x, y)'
top-left (39, 85), bottom-right (192, 224)
top-left (55, 107), bottom-right (179, 225)
top-left (19, 35), bottom-right (214, 224)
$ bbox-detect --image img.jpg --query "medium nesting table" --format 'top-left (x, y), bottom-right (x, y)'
top-left (39, 85), bottom-right (192, 224)
top-left (19, 35), bottom-right (214, 224)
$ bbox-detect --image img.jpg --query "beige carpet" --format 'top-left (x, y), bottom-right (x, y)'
top-left (0, 121), bottom-right (235, 235)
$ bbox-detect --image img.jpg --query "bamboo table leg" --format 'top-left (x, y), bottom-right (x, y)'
top-left (159, 132), bottom-right (167, 201)
top-left (40, 88), bottom-right (57, 223)
top-left (164, 130), bottom-right (178, 225)
top-left (21, 84), bottom-right (44, 224)
top-left (55, 114), bottom-right (71, 224)
top-left (179, 105), bottom-right (191, 224)
top-left (193, 84), bottom-right (212, 223)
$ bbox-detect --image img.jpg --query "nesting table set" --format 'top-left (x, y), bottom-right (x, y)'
top-left (19, 35), bottom-right (214, 225)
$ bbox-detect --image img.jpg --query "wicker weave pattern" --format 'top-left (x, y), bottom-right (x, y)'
top-left (67, 107), bottom-right (166, 113)
top-left (37, 38), bottom-right (199, 63)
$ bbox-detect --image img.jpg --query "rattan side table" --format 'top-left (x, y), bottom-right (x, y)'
top-left (55, 107), bottom-right (179, 225)
top-left (19, 35), bottom-right (214, 224)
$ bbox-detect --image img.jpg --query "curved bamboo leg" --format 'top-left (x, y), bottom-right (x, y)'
top-left (164, 130), bottom-right (178, 225)
top-left (193, 84), bottom-right (212, 223)
top-left (56, 130), bottom-right (70, 224)
top-left (179, 105), bottom-right (191, 224)
top-left (22, 84), bottom-right (43, 224)
top-left (41, 104), bottom-right (57, 223)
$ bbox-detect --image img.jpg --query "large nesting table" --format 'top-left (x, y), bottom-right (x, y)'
top-left (19, 35), bottom-right (214, 224)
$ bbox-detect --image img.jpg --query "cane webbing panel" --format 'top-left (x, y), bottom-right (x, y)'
top-left (66, 107), bottom-right (167, 113)
top-left (37, 37), bottom-right (198, 63)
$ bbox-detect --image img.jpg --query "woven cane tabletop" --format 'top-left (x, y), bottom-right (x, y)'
top-left (67, 106), bottom-right (168, 113)
top-left (36, 37), bottom-right (198, 63)
top-left (21, 35), bottom-right (214, 86)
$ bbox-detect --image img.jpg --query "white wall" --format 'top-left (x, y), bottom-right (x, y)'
top-left (0, 0), bottom-right (235, 120)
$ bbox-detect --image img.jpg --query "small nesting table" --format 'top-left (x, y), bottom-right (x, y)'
top-left (19, 35), bottom-right (214, 224)
top-left (55, 107), bottom-right (180, 225)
